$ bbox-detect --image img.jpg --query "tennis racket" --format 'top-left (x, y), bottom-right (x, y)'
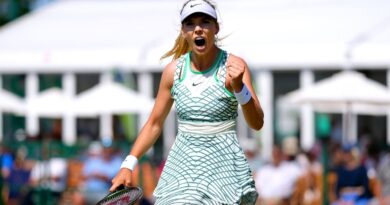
top-left (96, 185), bottom-right (143, 205)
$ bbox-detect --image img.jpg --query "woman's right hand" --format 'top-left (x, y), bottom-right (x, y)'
top-left (109, 168), bottom-right (133, 192)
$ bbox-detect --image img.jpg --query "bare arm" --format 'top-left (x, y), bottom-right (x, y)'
top-left (129, 63), bottom-right (175, 159)
top-left (110, 60), bottom-right (176, 191)
top-left (226, 54), bottom-right (264, 130)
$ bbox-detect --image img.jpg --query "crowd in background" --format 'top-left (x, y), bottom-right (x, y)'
top-left (0, 137), bottom-right (160, 205)
top-left (1, 135), bottom-right (390, 205)
top-left (249, 136), bottom-right (390, 205)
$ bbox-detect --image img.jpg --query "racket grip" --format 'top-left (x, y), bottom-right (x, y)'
top-left (120, 155), bottom-right (138, 171)
top-left (115, 184), bottom-right (125, 191)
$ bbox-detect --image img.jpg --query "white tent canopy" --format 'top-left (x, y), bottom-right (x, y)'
top-left (73, 81), bottom-right (154, 141)
top-left (284, 71), bottom-right (390, 114)
top-left (283, 70), bottom-right (390, 143)
top-left (0, 0), bottom-right (390, 72)
top-left (73, 81), bottom-right (154, 116)
top-left (0, 0), bottom-right (179, 72)
top-left (27, 88), bottom-right (72, 117)
top-left (0, 89), bottom-right (25, 113)
top-left (219, 0), bottom-right (380, 68)
top-left (1, 0), bottom-right (390, 149)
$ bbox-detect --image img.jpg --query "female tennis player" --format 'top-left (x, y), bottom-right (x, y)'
top-left (110, 0), bottom-right (264, 204)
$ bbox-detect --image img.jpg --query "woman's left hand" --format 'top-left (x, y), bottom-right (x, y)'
top-left (227, 59), bottom-right (245, 92)
top-left (226, 54), bottom-right (264, 130)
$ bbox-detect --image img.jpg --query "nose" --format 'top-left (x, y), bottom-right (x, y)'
top-left (194, 24), bottom-right (203, 34)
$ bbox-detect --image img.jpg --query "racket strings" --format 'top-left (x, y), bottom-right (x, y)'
top-left (97, 188), bottom-right (143, 205)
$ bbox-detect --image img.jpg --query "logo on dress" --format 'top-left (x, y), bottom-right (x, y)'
top-left (192, 81), bottom-right (203, 86)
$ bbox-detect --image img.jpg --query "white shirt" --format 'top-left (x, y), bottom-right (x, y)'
top-left (255, 161), bottom-right (302, 199)
top-left (30, 157), bottom-right (67, 192)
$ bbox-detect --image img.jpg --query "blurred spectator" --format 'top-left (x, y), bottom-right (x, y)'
top-left (362, 140), bottom-right (382, 201)
top-left (0, 144), bottom-right (13, 179)
top-left (330, 118), bottom-right (342, 144)
top-left (255, 143), bottom-right (303, 205)
top-left (329, 143), bottom-right (345, 169)
top-left (0, 143), bottom-right (13, 203)
top-left (241, 138), bottom-right (263, 176)
top-left (28, 141), bottom-right (68, 205)
top-left (58, 187), bottom-right (85, 205)
top-left (58, 159), bottom-right (85, 205)
top-left (297, 144), bottom-right (323, 205)
top-left (361, 139), bottom-right (381, 177)
top-left (5, 146), bottom-right (34, 205)
top-left (131, 156), bottom-right (158, 205)
top-left (377, 147), bottom-right (390, 205)
top-left (80, 141), bottom-right (121, 205)
top-left (282, 137), bottom-right (306, 205)
top-left (282, 137), bottom-right (300, 161)
top-left (329, 144), bottom-right (373, 205)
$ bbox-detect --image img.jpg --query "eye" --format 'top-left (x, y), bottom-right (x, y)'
top-left (183, 21), bottom-right (194, 27)
top-left (202, 19), bottom-right (212, 24)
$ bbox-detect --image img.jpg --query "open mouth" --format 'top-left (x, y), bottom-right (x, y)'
top-left (194, 38), bottom-right (206, 47)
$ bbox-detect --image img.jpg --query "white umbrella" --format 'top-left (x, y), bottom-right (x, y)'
top-left (284, 70), bottom-right (390, 143)
top-left (73, 81), bottom-right (154, 141)
top-left (27, 88), bottom-right (71, 117)
top-left (0, 89), bottom-right (25, 114)
top-left (73, 81), bottom-right (154, 116)
top-left (285, 71), bottom-right (390, 113)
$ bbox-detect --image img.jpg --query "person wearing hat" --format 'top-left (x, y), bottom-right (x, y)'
top-left (110, 0), bottom-right (264, 204)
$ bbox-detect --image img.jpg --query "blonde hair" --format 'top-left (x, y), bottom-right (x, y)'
top-left (161, 0), bottom-right (218, 61)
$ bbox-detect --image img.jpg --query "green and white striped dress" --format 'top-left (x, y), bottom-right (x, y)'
top-left (154, 50), bottom-right (258, 205)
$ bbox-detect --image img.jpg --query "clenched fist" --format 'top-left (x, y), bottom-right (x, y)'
top-left (227, 57), bottom-right (246, 92)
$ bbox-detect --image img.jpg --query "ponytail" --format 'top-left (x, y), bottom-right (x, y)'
top-left (160, 33), bottom-right (190, 61)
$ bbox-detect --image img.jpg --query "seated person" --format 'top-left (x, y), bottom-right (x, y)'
top-left (255, 144), bottom-right (303, 205)
top-left (330, 145), bottom-right (373, 205)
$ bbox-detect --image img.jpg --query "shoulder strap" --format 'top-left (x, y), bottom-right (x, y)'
top-left (216, 51), bottom-right (229, 85)
top-left (173, 54), bottom-right (187, 84)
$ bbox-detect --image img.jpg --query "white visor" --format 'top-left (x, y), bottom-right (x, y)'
top-left (180, 0), bottom-right (217, 22)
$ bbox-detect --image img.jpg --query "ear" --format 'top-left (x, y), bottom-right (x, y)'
top-left (215, 23), bottom-right (220, 34)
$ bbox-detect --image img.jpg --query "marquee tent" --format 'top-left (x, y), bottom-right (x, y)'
top-left (27, 88), bottom-right (71, 117)
top-left (0, 89), bottom-right (25, 113)
top-left (284, 70), bottom-right (390, 143)
top-left (73, 81), bottom-right (154, 116)
top-left (284, 71), bottom-right (390, 114)
top-left (0, 0), bottom-right (389, 71)
top-left (73, 81), bottom-right (154, 141)
top-left (1, 0), bottom-right (390, 149)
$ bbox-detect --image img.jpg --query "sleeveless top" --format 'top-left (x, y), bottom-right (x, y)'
top-left (171, 49), bottom-right (238, 122)
top-left (153, 50), bottom-right (258, 205)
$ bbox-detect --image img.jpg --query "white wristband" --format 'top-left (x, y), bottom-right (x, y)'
top-left (234, 84), bottom-right (252, 105)
top-left (120, 155), bottom-right (138, 171)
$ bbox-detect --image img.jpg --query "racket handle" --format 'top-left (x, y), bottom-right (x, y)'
top-left (115, 184), bottom-right (125, 191)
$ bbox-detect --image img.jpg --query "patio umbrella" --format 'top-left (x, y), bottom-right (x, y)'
top-left (284, 70), bottom-right (390, 143)
top-left (73, 81), bottom-right (154, 116)
top-left (27, 88), bottom-right (71, 118)
top-left (0, 89), bottom-right (25, 114)
top-left (73, 81), bottom-right (154, 141)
